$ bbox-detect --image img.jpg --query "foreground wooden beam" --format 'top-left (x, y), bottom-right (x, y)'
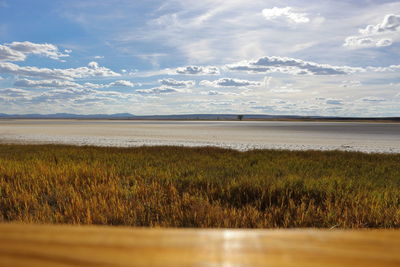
top-left (0, 223), bottom-right (399, 267)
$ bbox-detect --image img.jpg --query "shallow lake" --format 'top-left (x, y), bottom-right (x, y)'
top-left (1, 120), bottom-right (399, 153)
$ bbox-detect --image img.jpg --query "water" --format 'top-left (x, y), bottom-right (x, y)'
top-left (1, 120), bottom-right (399, 153)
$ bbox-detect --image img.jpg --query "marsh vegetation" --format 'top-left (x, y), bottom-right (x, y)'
top-left (0, 144), bottom-right (399, 228)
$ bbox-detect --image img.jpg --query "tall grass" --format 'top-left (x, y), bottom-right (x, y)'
top-left (0, 144), bottom-right (399, 228)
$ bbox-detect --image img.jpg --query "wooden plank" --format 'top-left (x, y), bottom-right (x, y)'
top-left (0, 223), bottom-right (399, 267)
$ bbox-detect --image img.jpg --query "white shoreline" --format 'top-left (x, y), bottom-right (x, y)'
top-left (1, 134), bottom-right (399, 154)
top-left (1, 120), bottom-right (399, 153)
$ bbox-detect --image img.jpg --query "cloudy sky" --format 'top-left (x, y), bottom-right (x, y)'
top-left (0, 0), bottom-right (399, 116)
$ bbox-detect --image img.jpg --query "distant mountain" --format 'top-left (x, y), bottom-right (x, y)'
top-left (0, 113), bottom-right (399, 121)
top-left (0, 113), bottom-right (135, 119)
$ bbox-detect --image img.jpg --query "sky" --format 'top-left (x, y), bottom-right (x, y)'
top-left (0, 0), bottom-right (399, 116)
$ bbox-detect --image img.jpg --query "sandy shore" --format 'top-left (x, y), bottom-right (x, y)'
top-left (1, 120), bottom-right (400, 153)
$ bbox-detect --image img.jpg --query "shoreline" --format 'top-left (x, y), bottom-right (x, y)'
top-left (1, 120), bottom-right (399, 154)
top-left (1, 137), bottom-right (400, 154)
top-left (1, 118), bottom-right (400, 123)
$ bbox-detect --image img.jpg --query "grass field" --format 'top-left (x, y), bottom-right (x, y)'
top-left (0, 144), bottom-right (399, 228)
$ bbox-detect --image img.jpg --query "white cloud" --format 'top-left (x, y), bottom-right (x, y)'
top-left (205, 90), bottom-right (221, 96)
top-left (159, 78), bottom-right (195, 88)
top-left (0, 87), bottom-right (136, 106)
top-left (326, 99), bottom-right (343, 105)
top-left (262, 7), bottom-right (310, 24)
top-left (226, 56), bottom-right (363, 75)
top-left (88, 61), bottom-right (99, 69)
top-left (108, 80), bottom-right (136, 87)
top-left (94, 55), bottom-right (104, 59)
top-left (136, 86), bottom-right (190, 94)
top-left (5, 41), bottom-right (70, 61)
top-left (85, 80), bottom-right (137, 88)
top-left (0, 61), bottom-right (120, 80)
top-left (82, 82), bottom-right (104, 89)
top-left (361, 97), bottom-right (386, 102)
top-left (0, 45), bottom-right (26, 61)
top-left (14, 79), bottom-right (82, 88)
top-left (376, 39), bottom-right (393, 47)
top-left (0, 88), bottom-right (31, 99)
top-left (14, 78), bottom-right (135, 89)
top-left (359, 14), bottom-right (400, 35)
top-left (200, 78), bottom-right (261, 88)
top-left (32, 88), bottom-right (97, 102)
top-left (270, 87), bottom-right (302, 93)
top-left (264, 77), bottom-right (302, 93)
top-left (340, 80), bottom-right (362, 87)
top-left (263, 77), bottom-right (302, 94)
top-left (344, 14), bottom-right (400, 48)
top-left (366, 64), bottom-right (400, 72)
top-left (175, 65), bottom-right (220, 75)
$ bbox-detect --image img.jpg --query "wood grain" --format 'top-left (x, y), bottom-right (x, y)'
top-left (0, 223), bottom-right (399, 267)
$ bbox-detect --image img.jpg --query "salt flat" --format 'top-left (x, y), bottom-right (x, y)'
top-left (0, 120), bottom-right (399, 153)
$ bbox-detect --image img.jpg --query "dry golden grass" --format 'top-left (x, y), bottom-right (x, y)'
top-left (0, 144), bottom-right (399, 228)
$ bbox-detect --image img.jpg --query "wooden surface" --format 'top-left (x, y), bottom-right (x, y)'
top-left (0, 223), bottom-right (399, 267)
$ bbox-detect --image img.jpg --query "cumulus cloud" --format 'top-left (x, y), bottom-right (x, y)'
top-left (200, 78), bottom-right (262, 88)
top-left (82, 82), bottom-right (104, 89)
top-left (366, 64), bottom-right (400, 72)
top-left (226, 56), bottom-right (362, 75)
top-left (14, 78), bottom-right (135, 89)
top-left (159, 78), bottom-right (195, 88)
top-left (262, 7), bottom-right (310, 24)
top-left (14, 79), bottom-right (82, 88)
top-left (270, 87), bottom-right (302, 93)
top-left (340, 80), bottom-right (362, 87)
top-left (200, 90), bottom-right (240, 96)
top-left (87, 61), bottom-right (99, 69)
top-left (264, 77), bottom-right (302, 93)
top-left (0, 87), bottom-right (135, 105)
top-left (0, 61), bottom-right (120, 80)
top-left (0, 88), bottom-right (31, 99)
top-left (2, 41), bottom-right (70, 61)
top-left (136, 86), bottom-right (190, 94)
top-left (205, 90), bottom-right (221, 96)
top-left (0, 45), bottom-right (26, 61)
top-left (175, 65), bottom-right (220, 75)
top-left (361, 97), bottom-right (386, 102)
top-left (32, 88), bottom-right (97, 102)
top-left (376, 39), bottom-right (393, 47)
top-left (82, 80), bottom-right (137, 89)
top-left (108, 80), bottom-right (136, 87)
top-left (359, 14), bottom-right (400, 35)
top-left (39, 88), bottom-right (134, 105)
top-left (344, 14), bottom-right (400, 48)
top-left (326, 99), bottom-right (343, 105)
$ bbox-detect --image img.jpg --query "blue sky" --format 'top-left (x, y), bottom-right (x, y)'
top-left (0, 0), bottom-right (399, 116)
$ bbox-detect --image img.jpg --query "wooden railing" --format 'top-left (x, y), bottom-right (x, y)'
top-left (0, 223), bottom-right (399, 266)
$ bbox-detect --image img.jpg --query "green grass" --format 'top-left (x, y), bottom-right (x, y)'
top-left (0, 144), bottom-right (399, 228)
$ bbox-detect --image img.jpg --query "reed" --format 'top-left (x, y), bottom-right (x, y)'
top-left (0, 144), bottom-right (399, 228)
